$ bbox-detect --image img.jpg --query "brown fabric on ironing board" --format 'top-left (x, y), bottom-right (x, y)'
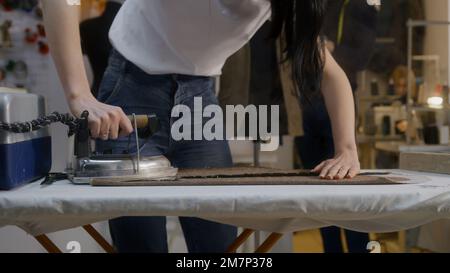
top-left (90, 167), bottom-right (408, 187)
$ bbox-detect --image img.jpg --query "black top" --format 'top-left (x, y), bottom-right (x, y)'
top-left (249, 21), bottom-right (288, 136)
top-left (80, 1), bottom-right (122, 97)
top-left (368, 0), bottom-right (425, 75)
top-left (322, 0), bottom-right (378, 90)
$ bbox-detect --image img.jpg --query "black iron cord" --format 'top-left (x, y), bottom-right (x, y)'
top-left (0, 112), bottom-right (79, 136)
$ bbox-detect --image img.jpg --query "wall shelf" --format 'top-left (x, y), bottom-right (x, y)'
top-left (407, 19), bottom-right (450, 144)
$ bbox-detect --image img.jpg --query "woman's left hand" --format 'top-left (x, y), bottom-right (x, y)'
top-left (312, 149), bottom-right (361, 180)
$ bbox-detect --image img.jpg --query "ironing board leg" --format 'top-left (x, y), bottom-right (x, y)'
top-left (82, 225), bottom-right (115, 253)
top-left (255, 233), bottom-right (284, 253)
top-left (35, 235), bottom-right (62, 253)
top-left (227, 229), bottom-right (255, 253)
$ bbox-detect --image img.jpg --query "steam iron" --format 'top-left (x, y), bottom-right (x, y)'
top-left (69, 112), bottom-right (178, 185)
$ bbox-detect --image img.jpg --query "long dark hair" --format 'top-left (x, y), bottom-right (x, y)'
top-left (271, 0), bottom-right (327, 103)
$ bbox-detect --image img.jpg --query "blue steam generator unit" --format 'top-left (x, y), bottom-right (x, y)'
top-left (0, 91), bottom-right (52, 190)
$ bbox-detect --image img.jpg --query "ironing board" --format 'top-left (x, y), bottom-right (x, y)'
top-left (1, 169), bottom-right (450, 253)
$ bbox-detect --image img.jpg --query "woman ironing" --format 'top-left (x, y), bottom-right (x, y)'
top-left (42, 0), bottom-right (360, 253)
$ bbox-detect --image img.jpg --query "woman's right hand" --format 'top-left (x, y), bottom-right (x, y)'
top-left (40, 1), bottom-right (133, 140)
top-left (68, 94), bottom-right (134, 140)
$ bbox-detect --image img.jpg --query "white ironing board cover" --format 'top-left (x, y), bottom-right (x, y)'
top-left (0, 170), bottom-right (449, 236)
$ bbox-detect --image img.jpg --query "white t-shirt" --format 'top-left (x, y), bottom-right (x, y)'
top-left (109, 0), bottom-right (271, 76)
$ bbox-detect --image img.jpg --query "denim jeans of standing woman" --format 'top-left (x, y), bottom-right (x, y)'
top-left (96, 49), bottom-right (237, 253)
top-left (296, 98), bottom-right (369, 253)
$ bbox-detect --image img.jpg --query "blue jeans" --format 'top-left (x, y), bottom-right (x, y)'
top-left (297, 99), bottom-right (369, 253)
top-left (96, 49), bottom-right (237, 253)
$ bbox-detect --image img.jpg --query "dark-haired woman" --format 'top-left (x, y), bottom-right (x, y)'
top-left (41, 0), bottom-right (360, 253)
top-left (296, 0), bottom-right (378, 253)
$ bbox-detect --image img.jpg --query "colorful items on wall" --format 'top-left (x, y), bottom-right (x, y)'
top-left (23, 23), bottom-right (48, 55)
top-left (0, 60), bottom-right (29, 87)
top-left (0, 1), bottom-right (50, 88)
top-left (0, 0), bottom-right (39, 13)
top-left (0, 19), bottom-right (11, 48)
